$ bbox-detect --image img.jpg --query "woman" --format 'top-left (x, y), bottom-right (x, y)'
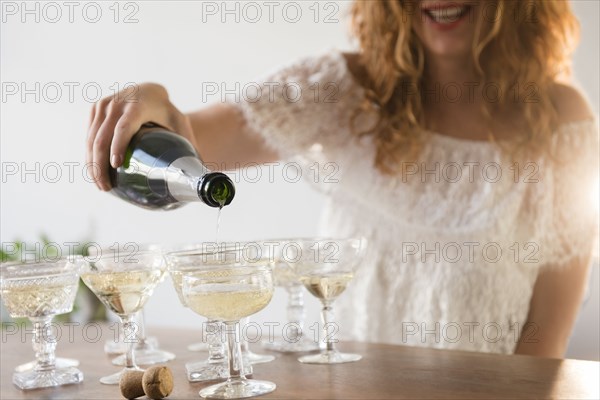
top-left (87, 1), bottom-right (598, 357)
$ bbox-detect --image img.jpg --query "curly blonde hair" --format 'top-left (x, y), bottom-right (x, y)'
top-left (350, 0), bottom-right (579, 173)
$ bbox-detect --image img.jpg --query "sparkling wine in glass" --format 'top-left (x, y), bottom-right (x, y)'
top-left (261, 240), bottom-right (321, 353)
top-left (166, 245), bottom-right (252, 382)
top-left (169, 265), bottom-right (231, 381)
top-left (180, 252), bottom-right (276, 399)
top-left (0, 258), bottom-right (84, 390)
top-left (289, 238), bottom-right (366, 364)
top-left (80, 250), bottom-right (165, 384)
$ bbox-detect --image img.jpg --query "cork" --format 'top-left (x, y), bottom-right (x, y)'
top-left (142, 365), bottom-right (174, 399)
top-left (120, 370), bottom-right (145, 399)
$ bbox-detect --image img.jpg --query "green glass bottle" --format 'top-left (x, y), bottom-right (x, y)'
top-left (109, 124), bottom-right (235, 210)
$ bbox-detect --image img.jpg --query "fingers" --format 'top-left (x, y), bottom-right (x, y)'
top-left (88, 102), bottom-right (96, 129)
top-left (86, 108), bottom-right (95, 166)
top-left (87, 101), bottom-right (105, 170)
top-left (93, 107), bottom-right (121, 191)
top-left (85, 82), bottom-right (171, 192)
top-left (87, 96), bottom-right (140, 190)
top-left (111, 107), bottom-right (142, 169)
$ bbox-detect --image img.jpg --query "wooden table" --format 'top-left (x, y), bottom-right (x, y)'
top-left (1, 323), bottom-right (598, 399)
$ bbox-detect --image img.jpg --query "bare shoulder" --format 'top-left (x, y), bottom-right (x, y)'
top-left (549, 83), bottom-right (595, 125)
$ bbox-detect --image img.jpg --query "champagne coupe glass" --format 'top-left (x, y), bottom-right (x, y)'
top-left (0, 258), bottom-right (84, 390)
top-left (170, 242), bottom-right (273, 362)
top-left (289, 238), bottom-right (366, 364)
top-left (166, 245), bottom-right (251, 382)
top-left (80, 250), bottom-right (165, 384)
top-left (261, 239), bottom-right (320, 353)
top-left (182, 256), bottom-right (276, 399)
top-left (168, 264), bottom-right (229, 381)
top-left (103, 245), bottom-right (174, 364)
top-left (169, 242), bottom-right (275, 364)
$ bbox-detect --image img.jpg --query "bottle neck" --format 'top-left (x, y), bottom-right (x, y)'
top-left (164, 156), bottom-right (209, 202)
top-left (198, 172), bottom-right (235, 207)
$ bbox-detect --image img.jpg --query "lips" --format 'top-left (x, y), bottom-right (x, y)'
top-left (421, 3), bottom-right (472, 25)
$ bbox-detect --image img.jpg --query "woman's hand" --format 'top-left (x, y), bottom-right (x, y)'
top-left (86, 82), bottom-right (194, 191)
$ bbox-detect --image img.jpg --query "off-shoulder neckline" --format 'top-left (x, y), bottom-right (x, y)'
top-left (326, 49), bottom-right (598, 148)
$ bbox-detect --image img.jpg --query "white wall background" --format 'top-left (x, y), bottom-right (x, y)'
top-left (1, 1), bottom-right (598, 360)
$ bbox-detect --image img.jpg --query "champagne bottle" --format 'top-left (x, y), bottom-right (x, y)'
top-left (109, 124), bottom-right (235, 210)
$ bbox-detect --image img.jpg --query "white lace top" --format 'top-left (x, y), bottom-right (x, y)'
top-left (237, 50), bottom-right (599, 354)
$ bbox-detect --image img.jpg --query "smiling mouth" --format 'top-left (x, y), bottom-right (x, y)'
top-left (422, 4), bottom-right (472, 25)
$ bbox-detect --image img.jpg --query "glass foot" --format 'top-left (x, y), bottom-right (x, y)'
top-left (13, 366), bottom-right (83, 390)
top-left (15, 357), bottom-right (79, 373)
top-left (243, 350), bottom-right (274, 365)
top-left (200, 378), bottom-right (276, 399)
top-left (100, 367), bottom-right (143, 385)
top-left (298, 351), bottom-right (362, 364)
top-left (112, 349), bottom-right (175, 366)
top-left (104, 336), bottom-right (159, 354)
top-left (186, 359), bottom-right (252, 382)
top-left (261, 337), bottom-right (321, 353)
top-left (185, 360), bottom-right (252, 382)
top-left (104, 339), bottom-right (126, 355)
top-left (187, 360), bottom-right (227, 382)
top-left (187, 342), bottom-right (209, 352)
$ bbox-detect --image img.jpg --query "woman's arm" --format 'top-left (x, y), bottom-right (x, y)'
top-left (515, 255), bottom-right (592, 358)
top-left (515, 83), bottom-right (596, 358)
top-left (186, 102), bottom-right (279, 171)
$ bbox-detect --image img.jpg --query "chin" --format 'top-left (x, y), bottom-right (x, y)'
top-left (415, 1), bottom-right (480, 58)
top-left (425, 38), bottom-right (472, 58)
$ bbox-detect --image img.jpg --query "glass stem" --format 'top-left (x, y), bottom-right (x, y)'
top-left (138, 311), bottom-right (147, 345)
top-left (321, 301), bottom-right (335, 353)
top-left (224, 321), bottom-right (245, 383)
top-left (240, 317), bottom-right (249, 354)
top-left (206, 320), bottom-right (225, 364)
top-left (31, 316), bottom-right (56, 371)
top-left (122, 314), bottom-right (137, 369)
top-left (286, 284), bottom-right (305, 340)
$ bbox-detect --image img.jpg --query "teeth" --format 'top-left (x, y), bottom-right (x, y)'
top-left (427, 6), bottom-right (467, 23)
